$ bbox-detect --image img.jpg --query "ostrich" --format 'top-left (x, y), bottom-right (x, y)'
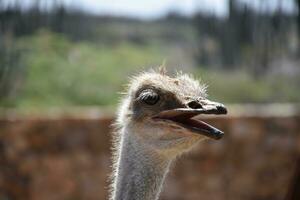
top-left (110, 69), bottom-right (227, 200)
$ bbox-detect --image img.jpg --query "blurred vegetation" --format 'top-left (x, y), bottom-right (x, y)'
top-left (0, 30), bottom-right (299, 109)
top-left (196, 70), bottom-right (300, 103)
top-left (0, 0), bottom-right (299, 109)
top-left (0, 30), bottom-right (166, 108)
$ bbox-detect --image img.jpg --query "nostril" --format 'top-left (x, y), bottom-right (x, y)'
top-left (187, 100), bottom-right (203, 109)
top-left (216, 104), bottom-right (227, 114)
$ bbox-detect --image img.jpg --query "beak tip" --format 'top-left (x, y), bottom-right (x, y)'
top-left (214, 131), bottom-right (224, 140)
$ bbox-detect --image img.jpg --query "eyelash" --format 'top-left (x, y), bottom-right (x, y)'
top-left (139, 90), bottom-right (160, 105)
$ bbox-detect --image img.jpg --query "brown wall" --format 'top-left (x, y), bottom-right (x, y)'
top-left (0, 111), bottom-right (300, 200)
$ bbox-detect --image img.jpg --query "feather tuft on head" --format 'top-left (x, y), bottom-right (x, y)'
top-left (158, 61), bottom-right (167, 75)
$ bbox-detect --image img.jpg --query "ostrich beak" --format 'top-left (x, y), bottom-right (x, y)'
top-left (153, 100), bottom-right (227, 140)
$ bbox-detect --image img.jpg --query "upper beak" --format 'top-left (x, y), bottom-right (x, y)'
top-left (188, 99), bottom-right (227, 115)
top-left (156, 99), bottom-right (227, 118)
top-left (153, 99), bottom-right (227, 140)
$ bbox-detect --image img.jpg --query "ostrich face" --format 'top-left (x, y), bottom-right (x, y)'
top-left (118, 71), bottom-right (227, 156)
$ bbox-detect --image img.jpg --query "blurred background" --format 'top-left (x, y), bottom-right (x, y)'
top-left (0, 0), bottom-right (300, 200)
top-left (0, 0), bottom-right (299, 108)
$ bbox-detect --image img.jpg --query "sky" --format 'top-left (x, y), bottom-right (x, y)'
top-left (2, 0), bottom-right (298, 19)
top-left (73, 0), bottom-right (228, 18)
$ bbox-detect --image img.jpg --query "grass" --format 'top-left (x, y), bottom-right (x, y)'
top-left (0, 30), bottom-right (299, 110)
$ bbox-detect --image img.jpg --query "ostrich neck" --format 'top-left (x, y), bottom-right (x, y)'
top-left (112, 129), bottom-right (171, 200)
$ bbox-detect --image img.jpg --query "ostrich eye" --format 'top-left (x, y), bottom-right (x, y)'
top-left (139, 89), bottom-right (160, 105)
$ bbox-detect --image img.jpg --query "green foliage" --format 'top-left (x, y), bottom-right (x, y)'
top-left (0, 31), bottom-right (299, 110)
top-left (195, 70), bottom-right (300, 103)
top-left (5, 30), bottom-right (165, 109)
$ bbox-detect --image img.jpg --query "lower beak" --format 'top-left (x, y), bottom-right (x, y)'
top-left (153, 100), bottom-right (227, 140)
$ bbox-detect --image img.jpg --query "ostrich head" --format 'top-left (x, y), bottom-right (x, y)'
top-left (116, 69), bottom-right (227, 158)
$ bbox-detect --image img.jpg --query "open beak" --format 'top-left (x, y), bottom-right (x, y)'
top-left (153, 100), bottom-right (227, 140)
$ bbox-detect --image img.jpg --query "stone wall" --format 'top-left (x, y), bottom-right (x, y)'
top-left (0, 108), bottom-right (300, 200)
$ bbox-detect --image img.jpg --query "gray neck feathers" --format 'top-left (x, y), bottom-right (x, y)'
top-left (111, 128), bottom-right (171, 200)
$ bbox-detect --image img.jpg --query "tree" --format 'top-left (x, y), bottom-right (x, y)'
top-left (296, 0), bottom-right (300, 55)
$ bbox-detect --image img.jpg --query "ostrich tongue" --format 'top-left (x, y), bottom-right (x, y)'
top-left (154, 104), bottom-right (227, 140)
